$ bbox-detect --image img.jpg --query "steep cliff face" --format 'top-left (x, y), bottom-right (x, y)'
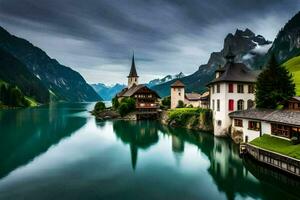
top-left (266, 11), bottom-right (300, 64)
top-left (152, 28), bottom-right (271, 97)
top-left (0, 48), bottom-right (49, 103)
top-left (0, 26), bottom-right (101, 102)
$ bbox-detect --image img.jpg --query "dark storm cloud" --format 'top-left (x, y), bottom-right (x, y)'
top-left (0, 0), bottom-right (299, 84)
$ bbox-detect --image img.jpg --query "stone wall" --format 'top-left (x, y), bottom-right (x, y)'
top-left (246, 144), bottom-right (300, 177)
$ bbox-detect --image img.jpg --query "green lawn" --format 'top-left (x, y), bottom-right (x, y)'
top-left (250, 135), bottom-right (300, 160)
top-left (283, 56), bottom-right (300, 96)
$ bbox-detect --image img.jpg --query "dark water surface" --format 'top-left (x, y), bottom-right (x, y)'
top-left (0, 103), bottom-right (300, 200)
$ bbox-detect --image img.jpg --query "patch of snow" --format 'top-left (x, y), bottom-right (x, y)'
top-left (35, 74), bottom-right (41, 80)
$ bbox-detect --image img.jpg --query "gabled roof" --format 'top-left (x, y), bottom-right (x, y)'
top-left (208, 62), bottom-right (257, 85)
top-left (128, 54), bottom-right (138, 77)
top-left (171, 80), bottom-right (185, 87)
top-left (229, 109), bottom-right (300, 127)
top-left (185, 93), bottom-right (201, 101)
top-left (290, 96), bottom-right (300, 102)
top-left (117, 84), bottom-right (160, 98)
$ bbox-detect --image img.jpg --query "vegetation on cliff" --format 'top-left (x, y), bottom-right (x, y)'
top-left (166, 108), bottom-right (213, 131)
top-left (283, 55), bottom-right (300, 96)
top-left (0, 81), bottom-right (36, 108)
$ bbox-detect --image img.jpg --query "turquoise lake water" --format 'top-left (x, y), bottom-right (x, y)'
top-left (0, 103), bottom-right (299, 200)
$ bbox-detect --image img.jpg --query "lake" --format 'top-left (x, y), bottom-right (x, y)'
top-left (0, 103), bottom-right (300, 200)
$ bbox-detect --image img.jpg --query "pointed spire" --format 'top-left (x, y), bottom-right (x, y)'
top-left (128, 53), bottom-right (138, 77)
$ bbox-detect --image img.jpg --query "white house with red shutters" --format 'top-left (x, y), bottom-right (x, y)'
top-left (207, 50), bottom-right (257, 136)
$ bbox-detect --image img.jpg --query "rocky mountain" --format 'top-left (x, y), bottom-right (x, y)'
top-left (91, 83), bottom-right (125, 101)
top-left (0, 47), bottom-right (49, 103)
top-left (152, 28), bottom-right (271, 97)
top-left (0, 26), bottom-right (101, 102)
top-left (265, 11), bottom-right (300, 64)
top-left (147, 72), bottom-right (185, 87)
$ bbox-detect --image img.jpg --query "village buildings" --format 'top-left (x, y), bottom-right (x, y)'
top-left (170, 80), bottom-right (209, 109)
top-left (116, 55), bottom-right (160, 119)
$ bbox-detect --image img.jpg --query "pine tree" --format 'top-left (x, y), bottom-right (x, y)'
top-left (255, 54), bottom-right (295, 108)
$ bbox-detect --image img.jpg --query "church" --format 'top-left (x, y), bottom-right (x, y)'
top-left (116, 54), bottom-right (160, 119)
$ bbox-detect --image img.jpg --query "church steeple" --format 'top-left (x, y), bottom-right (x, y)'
top-left (128, 53), bottom-right (139, 88)
top-left (128, 54), bottom-right (138, 78)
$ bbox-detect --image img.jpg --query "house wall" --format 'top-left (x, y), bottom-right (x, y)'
top-left (210, 82), bottom-right (255, 136)
top-left (184, 99), bottom-right (201, 108)
top-left (231, 118), bottom-right (273, 142)
top-left (171, 87), bottom-right (185, 109)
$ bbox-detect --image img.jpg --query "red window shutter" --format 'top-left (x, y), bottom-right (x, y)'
top-left (229, 99), bottom-right (234, 111)
top-left (229, 84), bottom-right (233, 93)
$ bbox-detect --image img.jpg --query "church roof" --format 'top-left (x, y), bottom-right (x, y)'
top-left (117, 84), bottom-right (160, 98)
top-left (171, 80), bottom-right (185, 87)
top-left (128, 54), bottom-right (138, 77)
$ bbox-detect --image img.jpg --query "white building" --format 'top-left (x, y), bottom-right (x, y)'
top-left (207, 50), bottom-right (257, 136)
top-left (170, 80), bottom-right (209, 109)
top-left (229, 97), bottom-right (300, 143)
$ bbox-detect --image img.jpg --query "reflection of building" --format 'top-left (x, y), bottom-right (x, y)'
top-left (170, 80), bottom-right (209, 109)
top-left (172, 135), bottom-right (185, 153)
top-left (116, 54), bottom-right (160, 119)
top-left (207, 49), bottom-right (257, 136)
top-left (112, 120), bottom-right (160, 170)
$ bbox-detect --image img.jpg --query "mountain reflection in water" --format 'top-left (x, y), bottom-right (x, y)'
top-left (0, 103), bottom-right (299, 200)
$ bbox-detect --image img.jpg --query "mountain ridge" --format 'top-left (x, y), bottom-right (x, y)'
top-left (151, 28), bottom-right (271, 97)
top-left (0, 26), bottom-right (102, 102)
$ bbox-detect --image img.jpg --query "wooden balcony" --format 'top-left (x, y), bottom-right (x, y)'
top-left (136, 103), bottom-right (159, 109)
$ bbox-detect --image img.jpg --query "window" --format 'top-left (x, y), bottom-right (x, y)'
top-left (271, 124), bottom-right (291, 138)
top-left (237, 100), bottom-right (244, 111)
top-left (248, 121), bottom-right (260, 131)
top-left (247, 100), bottom-right (254, 109)
top-left (212, 86), bottom-right (215, 94)
top-left (217, 99), bottom-right (220, 111)
top-left (248, 84), bottom-right (255, 93)
top-left (228, 83), bottom-right (233, 93)
top-left (237, 84), bottom-right (244, 93)
top-left (179, 92), bottom-right (181, 96)
top-left (212, 100), bottom-right (215, 110)
top-left (217, 84), bottom-right (220, 93)
top-left (234, 119), bottom-right (243, 127)
top-left (217, 120), bottom-right (222, 126)
top-left (228, 99), bottom-right (234, 111)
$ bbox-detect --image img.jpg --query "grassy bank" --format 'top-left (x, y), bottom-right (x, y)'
top-left (283, 56), bottom-right (300, 95)
top-left (167, 108), bottom-right (212, 131)
top-left (250, 135), bottom-right (300, 160)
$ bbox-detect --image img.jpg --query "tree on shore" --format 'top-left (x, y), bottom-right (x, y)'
top-left (255, 54), bottom-right (295, 109)
top-left (94, 101), bottom-right (106, 112)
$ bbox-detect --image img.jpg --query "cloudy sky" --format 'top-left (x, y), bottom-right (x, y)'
top-left (0, 0), bottom-right (299, 85)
